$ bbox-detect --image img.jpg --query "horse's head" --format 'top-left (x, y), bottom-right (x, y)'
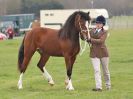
top-left (75, 11), bottom-right (91, 41)
top-left (58, 11), bottom-right (91, 42)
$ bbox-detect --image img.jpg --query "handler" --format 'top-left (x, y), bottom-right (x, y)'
top-left (87, 15), bottom-right (111, 91)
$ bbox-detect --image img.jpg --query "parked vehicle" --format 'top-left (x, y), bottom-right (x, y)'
top-left (0, 14), bottom-right (35, 35)
top-left (40, 9), bottom-right (109, 30)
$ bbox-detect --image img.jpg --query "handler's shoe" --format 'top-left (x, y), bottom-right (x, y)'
top-left (92, 88), bottom-right (102, 92)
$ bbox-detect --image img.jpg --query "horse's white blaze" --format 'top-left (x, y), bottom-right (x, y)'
top-left (43, 67), bottom-right (54, 85)
top-left (66, 79), bottom-right (74, 91)
top-left (17, 73), bottom-right (23, 89)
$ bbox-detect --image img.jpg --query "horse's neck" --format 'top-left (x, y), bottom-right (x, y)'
top-left (70, 32), bottom-right (80, 47)
top-left (58, 28), bottom-right (80, 42)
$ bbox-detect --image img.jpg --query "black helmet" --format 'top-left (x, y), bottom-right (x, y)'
top-left (96, 15), bottom-right (106, 25)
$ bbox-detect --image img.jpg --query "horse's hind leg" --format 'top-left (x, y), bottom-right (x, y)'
top-left (37, 54), bottom-right (54, 86)
top-left (18, 48), bottom-right (36, 89)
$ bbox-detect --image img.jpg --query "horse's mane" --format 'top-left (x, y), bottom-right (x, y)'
top-left (58, 11), bottom-right (90, 42)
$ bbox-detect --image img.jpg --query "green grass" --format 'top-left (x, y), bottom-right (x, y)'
top-left (0, 29), bottom-right (133, 99)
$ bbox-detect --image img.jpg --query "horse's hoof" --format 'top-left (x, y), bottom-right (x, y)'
top-left (17, 81), bottom-right (23, 89)
top-left (69, 88), bottom-right (74, 91)
top-left (17, 84), bottom-right (23, 89)
top-left (18, 86), bottom-right (23, 89)
top-left (48, 79), bottom-right (55, 86)
top-left (66, 85), bottom-right (74, 91)
top-left (66, 86), bottom-right (74, 91)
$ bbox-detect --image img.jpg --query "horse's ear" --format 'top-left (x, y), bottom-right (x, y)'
top-left (87, 12), bottom-right (91, 20)
top-left (88, 12), bottom-right (90, 15)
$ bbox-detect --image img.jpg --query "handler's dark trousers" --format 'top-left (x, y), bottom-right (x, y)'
top-left (91, 57), bottom-right (111, 89)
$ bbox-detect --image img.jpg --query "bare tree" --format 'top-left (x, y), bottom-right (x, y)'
top-left (0, 0), bottom-right (132, 16)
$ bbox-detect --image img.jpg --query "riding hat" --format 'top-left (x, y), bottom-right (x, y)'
top-left (96, 15), bottom-right (106, 26)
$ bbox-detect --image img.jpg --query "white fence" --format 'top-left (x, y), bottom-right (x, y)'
top-left (108, 16), bottom-right (133, 29)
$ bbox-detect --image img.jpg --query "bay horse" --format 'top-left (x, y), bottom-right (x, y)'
top-left (17, 11), bottom-right (91, 90)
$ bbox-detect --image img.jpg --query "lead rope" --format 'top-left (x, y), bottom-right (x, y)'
top-left (79, 37), bottom-right (87, 56)
top-left (87, 21), bottom-right (91, 47)
top-left (79, 22), bottom-right (89, 56)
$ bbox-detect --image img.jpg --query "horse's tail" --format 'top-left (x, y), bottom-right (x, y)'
top-left (18, 35), bottom-right (25, 72)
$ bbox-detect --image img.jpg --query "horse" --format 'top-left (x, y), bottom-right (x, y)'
top-left (17, 11), bottom-right (91, 90)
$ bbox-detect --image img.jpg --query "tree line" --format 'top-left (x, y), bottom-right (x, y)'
top-left (0, 0), bottom-right (132, 16)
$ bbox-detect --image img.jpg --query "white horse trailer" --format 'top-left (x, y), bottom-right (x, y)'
top-left (40, 9), bottom-right (109, 30)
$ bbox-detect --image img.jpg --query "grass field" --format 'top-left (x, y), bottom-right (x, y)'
top-left (0, 29), bottom-right (133, 99)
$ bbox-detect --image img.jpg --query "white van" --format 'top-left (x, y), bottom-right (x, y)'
top-left (40, 9), bottom-right (109, 30)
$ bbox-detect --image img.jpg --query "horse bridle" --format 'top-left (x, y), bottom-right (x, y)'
top-left (78, 21), bottom-right (89, 41)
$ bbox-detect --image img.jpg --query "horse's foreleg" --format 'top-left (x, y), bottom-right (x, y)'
top-left (65, 56), bottom-right (76, 91)
top-left (37, 55), bottom-right (54, 86)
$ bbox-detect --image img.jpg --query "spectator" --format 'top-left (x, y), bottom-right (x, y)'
top-left (6, 25), bottom-right (14, 39)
